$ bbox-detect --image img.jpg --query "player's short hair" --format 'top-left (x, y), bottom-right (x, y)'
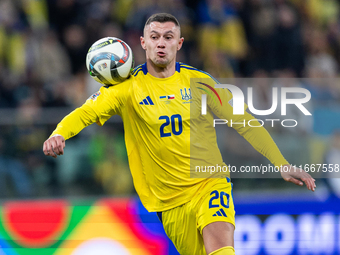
top-left (144, 13), bottom-right (180, 28)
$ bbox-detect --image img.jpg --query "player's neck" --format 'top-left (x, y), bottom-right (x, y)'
top-left (146, 60), bottom-right (176, 78)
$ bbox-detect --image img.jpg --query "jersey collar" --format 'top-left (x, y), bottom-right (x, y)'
top-left (142, 62), bottom-right (181, 75)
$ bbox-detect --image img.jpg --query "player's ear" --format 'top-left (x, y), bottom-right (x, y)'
top-left (177, 37), bottom-right (184, 51)
top-left (140, 36), bottom-right (146, 50)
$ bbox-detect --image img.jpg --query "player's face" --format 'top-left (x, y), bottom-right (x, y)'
top-left (141, 22), bottom-right (184, 68)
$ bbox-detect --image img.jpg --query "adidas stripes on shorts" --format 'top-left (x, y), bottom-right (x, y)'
top-left (159, 177), bottom-right (235, 255)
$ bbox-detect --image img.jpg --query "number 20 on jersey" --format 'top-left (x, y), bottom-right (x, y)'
top-left (159, 114), bottom-right (183, 137)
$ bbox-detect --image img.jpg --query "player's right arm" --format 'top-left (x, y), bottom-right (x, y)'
top-left (42, 104), bottom-right (99, 158)
top-left (43, 135), bottom-right (66, 158)
top-left (43, 84), bottom-right (125, 158)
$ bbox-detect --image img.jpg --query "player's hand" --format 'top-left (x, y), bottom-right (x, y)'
top-left (43, 135), bottom-right (65, 158)
top-left (280, 164), bottom-right (316, 191)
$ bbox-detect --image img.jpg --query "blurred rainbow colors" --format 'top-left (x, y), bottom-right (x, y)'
top-left (0, 198), bottom-right (167, 255)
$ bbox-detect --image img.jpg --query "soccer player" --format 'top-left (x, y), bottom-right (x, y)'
top-left (43, 13), bottom-right (316, 255)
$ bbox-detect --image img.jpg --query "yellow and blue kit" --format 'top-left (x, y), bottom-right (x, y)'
top-left (51, 62), bottom-right (288, 213)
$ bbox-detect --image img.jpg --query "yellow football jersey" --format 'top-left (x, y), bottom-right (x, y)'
top-left (51, 62), bottom-right (288, 212)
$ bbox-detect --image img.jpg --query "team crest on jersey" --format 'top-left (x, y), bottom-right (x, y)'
top-left (89, 91), bottom-right (101, 101)
top-left (180, 88), bottom-right (192, 103)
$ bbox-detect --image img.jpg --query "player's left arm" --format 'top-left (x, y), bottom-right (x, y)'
top-left (209, 87), bottom-right (316, 191)
top-left (232, 111), bottom-right (316, 191)
top-left (280, 164), bottom-right (316, 191)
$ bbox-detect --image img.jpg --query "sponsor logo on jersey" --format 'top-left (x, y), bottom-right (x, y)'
top-left (213, 208), bottom-right (228, 217)
top-left (139, 96), bottom-right (154, 105)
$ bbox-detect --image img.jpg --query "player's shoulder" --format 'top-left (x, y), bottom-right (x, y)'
top-left (97, 63), bottom-right (148, 97)
top-left (129, 62), bottom-right (220, 85)
top-left (131, 63), bottom-right (147, 77)
top-left (178, 63), bottom-right (220, 83)
top-left (100, 72), bottom-right (135, 92)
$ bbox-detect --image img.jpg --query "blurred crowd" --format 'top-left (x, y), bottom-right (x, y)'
top-left (0, 0), bottom-right (340, 199)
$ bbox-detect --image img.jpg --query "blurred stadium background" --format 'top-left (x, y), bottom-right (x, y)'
top-left (0, 0), bottom-right (340, 254)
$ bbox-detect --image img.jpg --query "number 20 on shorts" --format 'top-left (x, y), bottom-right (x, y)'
top-left (209, 191), bottom-right (230, 209)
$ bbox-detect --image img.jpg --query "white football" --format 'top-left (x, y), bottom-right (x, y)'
top-left (86, 37), bottom-right (134, 85)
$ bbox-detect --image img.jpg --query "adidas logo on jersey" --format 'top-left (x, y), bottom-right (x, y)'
top-left (139, 96), bottom-right (154, 105)
top-left (213, 208), bottom-right (227, 217)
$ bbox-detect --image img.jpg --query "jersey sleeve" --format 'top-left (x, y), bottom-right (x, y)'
top-left (232, 111), bottom-right (289, 168)
top-left (50, 83), bottom-right (127, 140)
top-left (83, 84), bottom-right (125, 126)
top-left (199, 76), bottom-right (289, 168)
